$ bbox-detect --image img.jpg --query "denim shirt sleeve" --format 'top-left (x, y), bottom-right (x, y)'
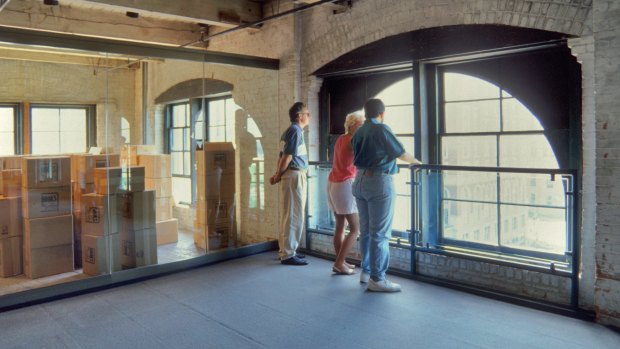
top-left (282, 126), bottom-right (301, 156)
top-left (380, 124), bottom-right (406, 159)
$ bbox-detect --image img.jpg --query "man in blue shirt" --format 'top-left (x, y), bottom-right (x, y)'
top-left (352, 98), bottom-right (422, 291)
top-left (270, 102), bottom-right (311, 265)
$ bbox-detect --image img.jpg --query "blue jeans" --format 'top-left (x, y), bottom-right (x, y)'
top-left (352, 171), bottom-right (395, 281)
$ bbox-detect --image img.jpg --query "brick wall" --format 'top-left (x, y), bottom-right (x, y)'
top-left (593, 0), bottom-right (620, 328)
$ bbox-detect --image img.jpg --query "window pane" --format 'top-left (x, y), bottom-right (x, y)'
top-left (502, 98), bottom-right (544, 131)
top-left (445, 100), bottom-right (500, 133)
top-left (32, 108), bottom-right (59, 132)
top-left (171, 152), bottom-right (184, 175)
top-left (499, 135), bottom-right (558, 168)
top-left (393, 195), bottom-right (411, 232)
top-left (444, 73), bottom-right (500, 101)
top-left (195, 121), bottom-right (204, 140)
top-left (184, 128), bottom-right (190, 151)
top-left (499, 205), bottom-right (566, 254)
top-left (209, 126), bottom-right (226, 142)
top-left (441, 136), bottom-right (497, 166)
top-left (60, 130), bottom-right (86, 153)
top-left (0, 107), bottom-right (14, 155)
top-left (172, 177), bottom-right (191, 205)
top-left (183, 152), bottom-right (191, 175)
top-left (375, 77), bottom-right (414, 106)
top-left (0, 132), bottom-right (14, 155)
top-left (442, 201), bottom-right (498, 246)
top-left (395, 136), bottom-right (414, 165)
top-left (60, 108), bottom-right (86, 132)
top-left (384, 105), bottom-right (414, 134)
top-left (171, 129), bottom-right (184, 151)
top-left (393, 170), bottom-right (411, 195)
top-left (209, 99), bottom-right (226, 126)
top-left (172, 104), bottom-right (187, 127)
top-left (443, 170), bottom-right (497, 202)
top-left (499, 173), bottom-right (566, 207)
top-left (32, 131), bottom-right (60, 155)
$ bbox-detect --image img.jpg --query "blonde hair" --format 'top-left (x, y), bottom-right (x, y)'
top-left (344, 113), bottom-right (364, 134)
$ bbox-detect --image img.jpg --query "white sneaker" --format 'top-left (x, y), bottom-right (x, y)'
top-left (368, 279), bottom-right (401, 292)
top-left (360, 271), bottom-right (370, 284)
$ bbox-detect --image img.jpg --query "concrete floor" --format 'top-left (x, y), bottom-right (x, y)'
top-left (0, 253), bottom-right (618, 349)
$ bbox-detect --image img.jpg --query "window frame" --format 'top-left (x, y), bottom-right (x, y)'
top-left (0, 103), bottom-right (23, 155)
top-left (29, 103), bottom-right (96, 155)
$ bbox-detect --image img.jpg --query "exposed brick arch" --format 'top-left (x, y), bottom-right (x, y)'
top-left (301, 0), bottom-right (591, 76)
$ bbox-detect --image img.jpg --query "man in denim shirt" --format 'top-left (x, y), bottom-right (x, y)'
top-left (270, 102), bottom-right (311, 265)
top-left (352, 99), bottom-right (422, 291)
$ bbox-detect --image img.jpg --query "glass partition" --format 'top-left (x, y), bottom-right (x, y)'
top-left (0, 40), bottom-right (280, 299)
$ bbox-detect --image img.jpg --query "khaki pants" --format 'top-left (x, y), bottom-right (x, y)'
top-left (278, 170), bottom-right (307, 260)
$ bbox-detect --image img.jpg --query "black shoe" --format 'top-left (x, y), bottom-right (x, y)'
top-left (281, 256), bottom-right (308, 265)
top-left (296, 253), bottom-right (306, 259)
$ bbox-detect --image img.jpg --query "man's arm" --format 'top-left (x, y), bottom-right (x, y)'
top-left (398, 152), bottom-right (422, 165)
top-left (270, 154), bottom-right (293, 185)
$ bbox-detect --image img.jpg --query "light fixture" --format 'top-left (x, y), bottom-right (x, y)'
top-left (43, 0), bottom-right (59, 5)
top-left (126, 11), bottom-right (139, 18)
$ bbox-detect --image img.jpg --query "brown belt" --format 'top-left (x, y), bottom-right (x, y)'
top-left (363, 169), bottom-right (389, 176)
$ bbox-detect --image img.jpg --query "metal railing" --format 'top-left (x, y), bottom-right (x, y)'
top-left (306, 161), bottom-right (580, 308)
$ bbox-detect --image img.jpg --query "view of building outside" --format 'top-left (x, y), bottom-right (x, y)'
top-left (31, 106), bottom-right (87, 155)
top-left (440, 73), bottom-right (566, 255)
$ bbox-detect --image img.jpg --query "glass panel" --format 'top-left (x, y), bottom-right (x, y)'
top-left (500, 205), bottom-right (566, 254)
top-left (393, 195), bottom-right (411, 233)
top-left (502, 98), bottom-right (543, 131)
top-left (171, 152), bottom-right (184, 175)
top-left (32, 108), bottom-right (59, 132)
top-left (306, 165), bottom-right (333, 231)
top-left (384, 105), bottom-right (414, 134)
top-left (499, 134), bottom-right (559, 168)
top-left (0, 107), bottom-right (14, 155)
top-left (441, 135), bottom-right (497, 166)
top-left (444, 73), bottom-right (500, 101)
top-left (209, 99), bottom-right (226, 125)
top-left (172, 104), bottom-right (187, 127)
top-left (195, 121), bottom-right (204, 140)
top-left (375, 77), bottom-right (414, 106)
top-left (60, 130), bottom-right (86, 153)
top-left (442, 201), bottom-right (498, 246)
top-left (0, 132), bottom-right (13, 155)
top-left (59, 108), bottom-right (86, 132)
top-left (184, 128), bottom-right (190, 151)
top-left (32, 131), bottom-right (60, 154)
top-left (209, 126), bottom-right (226, 142)
top-left (395, 136), bottom-right (414, 165)
top-left (172, 177), bottom-right (192, 205)
top-left (442, 170), bottom-right (497, 202)
top-left (183, 151), bottom-right (191, 175)
top-left (393, 170), bottom-right (411, 195)
top-left (171, 129), bottom-right (184, 151)
top-left (499, 173), bottom-right (566, 207)
top-left (444, 100), bottom-right (500, 133)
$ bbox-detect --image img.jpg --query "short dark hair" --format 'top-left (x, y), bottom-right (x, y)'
top-left (289, 102), bottom-right (306, 122)
top-left (364, 98), bottom-right (385, 119)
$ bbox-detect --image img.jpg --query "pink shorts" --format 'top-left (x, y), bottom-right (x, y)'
top-left (327, 179), bottom-right (358, 215)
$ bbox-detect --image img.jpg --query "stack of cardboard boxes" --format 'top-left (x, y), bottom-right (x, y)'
top-left (138, 154), bottom-right (177, 245)
top-left (22, 157), bottom-right (74, 278)
top-left (194, 142), bottom-right (237, 251)
top-left (70, 154), bottom-right (120, 268)
top-left (82, 165), bottom-right (157, 275)
top-left (0, 157), bottom-right (23, 278)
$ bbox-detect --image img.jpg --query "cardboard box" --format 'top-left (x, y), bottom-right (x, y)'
top-left (196, 174), bottom-right (235, 201)
top-left (0, 197), bottom-right (22, 238)
top-left (138, 155), bottom-right (172, 179)
top-left (1, 156), bottom-right (22, 170)
top-left (21, 186), bottom-right (72, 219)
top-left (23, 243), bottom-right (73, 278)
top-left (118, 190), bottom-right (155, 231)
top-left (195, 197), bottom-right (234, 226)
top-left (2, 169), bottom-right (22, 197)
top-left (197, 142), bottom-right (235, 176)
top-left (155, 197), bottom-right (173, 222)
top-left (0, 236), bottom-right (22, 277)
top-left (81, 233), bottom-right (121, 275)
top-left (22, 156), bottom-right (71, 189)
top-left (24, 215), bottom-right (73, 249)
top-left (155, 218), bottom-right (178, 245)
top-left (71, 154), bottom-right (120, 187)
top-left (80, 193), bottom-right (119, 236)
top-left (93, 166), bottom-right (145, 194)
top-left (145, 177), bottom-right (172, 198)
top-left (121, 145), bottom-right (158, 167)
top-left (72, 181), bottom-right (95, 213)
top-left (207, 223), bottom-right (233, 250)
top-left (120, 228), bottom-right (157, 269)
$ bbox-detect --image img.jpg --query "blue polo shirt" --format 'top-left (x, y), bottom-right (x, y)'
top-left (352, 119), bottom-right (405, 175)
top-left (280, 122), bottom-right (308, 170)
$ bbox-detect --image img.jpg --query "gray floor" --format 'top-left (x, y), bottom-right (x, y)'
top-left (0, 253), bottom-right (618, 349)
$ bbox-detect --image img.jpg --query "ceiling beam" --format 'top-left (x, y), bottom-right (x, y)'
top-left (75, 0), bottom-right (263, 27)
